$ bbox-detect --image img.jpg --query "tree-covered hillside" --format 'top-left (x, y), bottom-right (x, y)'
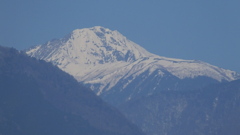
top-left (0, 46), bottom-right (144, 135)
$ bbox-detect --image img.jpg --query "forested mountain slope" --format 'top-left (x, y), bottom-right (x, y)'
top-left (0, 46), bottom-right (144, 135)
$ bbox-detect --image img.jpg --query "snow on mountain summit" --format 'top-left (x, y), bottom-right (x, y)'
top-left (27, 26), bottom-right (154, 78)
top-left (66, 26), bottom-right (153, 63)
top-left (26, 26), bottom-right (240, 97)
top-left (32, 26), bottom-right (152, 62)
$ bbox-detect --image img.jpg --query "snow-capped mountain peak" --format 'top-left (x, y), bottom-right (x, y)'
top-left (26, 26), bottom-right (240, 102)
top-left (66, 26), bottom-right (153, 63)
top-left (27, 26), bottom-right (154, 80)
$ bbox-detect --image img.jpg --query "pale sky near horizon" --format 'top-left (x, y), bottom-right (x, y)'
top-left (1, 0), bottom-right (240, 72)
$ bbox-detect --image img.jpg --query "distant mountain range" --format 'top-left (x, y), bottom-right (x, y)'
top-left (25, 26), bottom-right (240, 135)
top-left (0, 46), bottom-right (144, 135)
top-left (26, 26), bottom-right (240, 106)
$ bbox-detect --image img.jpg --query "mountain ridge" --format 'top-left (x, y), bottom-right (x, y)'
top-left (26, 26), bottom-right (240, 105)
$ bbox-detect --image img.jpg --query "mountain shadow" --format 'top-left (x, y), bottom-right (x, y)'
top-left (0, 46), bottom-right (144, 135)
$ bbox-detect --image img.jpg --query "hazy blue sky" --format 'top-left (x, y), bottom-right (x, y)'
top-left (1, 0), bottom-right (240, 72)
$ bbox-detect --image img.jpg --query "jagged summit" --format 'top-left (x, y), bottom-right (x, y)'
top-left (26, 26), bottom-right (240, 102)
top-left (28, 26), bottom-right (152, 63)
top-left (27, 26), bottom-right (155, 80)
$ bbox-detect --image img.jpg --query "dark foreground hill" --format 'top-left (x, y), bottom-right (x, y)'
top-left (120, 78), bottom-right (240, 135)
top-left (0, 46), bottom-right (144, 135)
